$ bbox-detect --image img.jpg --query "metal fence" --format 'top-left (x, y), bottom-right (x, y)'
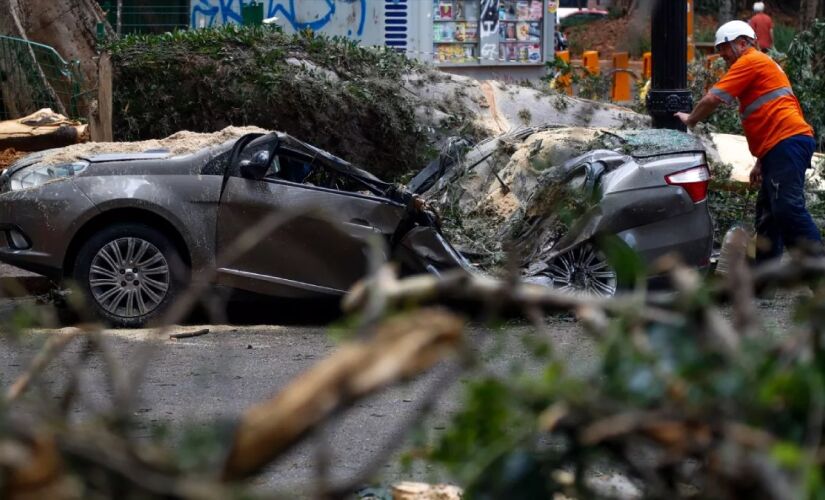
top-left (99, 1), bottom-right (190, 35)
top-left (0, 35), bottom-right (84, 120)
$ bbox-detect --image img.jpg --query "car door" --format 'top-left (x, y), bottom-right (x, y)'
top-left (214, 137), bottom-right (406, 297)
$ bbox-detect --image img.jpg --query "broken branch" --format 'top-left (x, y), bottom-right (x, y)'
top-left (169, 328), bottom-right (210, 340)
top-left (222, 307), bottom-right (463, 481)
top-left (6, 329), bottom-right (84, 403)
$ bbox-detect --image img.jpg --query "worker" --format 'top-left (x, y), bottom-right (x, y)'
top-left (749, 2), bottom-right (773, 52)
top-left (675, 20), bottom-right (822, 264)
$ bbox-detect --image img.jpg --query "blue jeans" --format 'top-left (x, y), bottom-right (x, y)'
top-left (754, 134), bottom-right (823, 263)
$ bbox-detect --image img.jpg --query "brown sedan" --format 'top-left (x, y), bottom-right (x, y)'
top-left (0, 132), bottom-right (466, 327)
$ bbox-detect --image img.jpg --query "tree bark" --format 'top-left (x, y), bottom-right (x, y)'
top-left (719, 0), bottom-right (734, 24)
top-left (0, 0), bottom-right (113, 118)
top-left (799, 0), bottom-right (825, 28)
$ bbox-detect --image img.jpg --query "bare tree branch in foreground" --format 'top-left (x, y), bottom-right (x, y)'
top-left (222, 307), bottom-right (463, 480)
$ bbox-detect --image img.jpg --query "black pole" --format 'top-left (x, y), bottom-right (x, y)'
top-left (647, 0), bottom-right (693, 131)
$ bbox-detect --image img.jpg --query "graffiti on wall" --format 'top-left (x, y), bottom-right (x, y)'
top-left (479, 0), bottom-right (500, 60)
top-left (191, 0), bottom-right (367, 38)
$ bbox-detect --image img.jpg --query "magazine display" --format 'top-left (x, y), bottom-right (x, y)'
top-left (432, 0), bottom-right (544, 65)
top-left (498, 0), bottom-right (543, 62)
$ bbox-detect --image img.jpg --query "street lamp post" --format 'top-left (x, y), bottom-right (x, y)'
top-left (647, 0), bottom-right (693, 131)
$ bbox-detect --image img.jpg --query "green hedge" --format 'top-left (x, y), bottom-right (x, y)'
top-left (106, 25), bottom-right (431, 180)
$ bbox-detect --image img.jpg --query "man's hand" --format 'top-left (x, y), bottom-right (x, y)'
top-left (674, 94), bottom-right (723, 129)
top-left (674, 112), bottom-right (693, 127)
top-left (750, 160), bottom-right (762, 187)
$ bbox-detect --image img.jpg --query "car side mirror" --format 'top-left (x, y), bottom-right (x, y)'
top-left (240, 150), bottom-right (270, 180)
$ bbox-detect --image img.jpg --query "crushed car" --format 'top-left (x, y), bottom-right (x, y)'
top-left (411, 126), bottom-right (714, 296)
top-left (0, 130), bottom-right (466, 327)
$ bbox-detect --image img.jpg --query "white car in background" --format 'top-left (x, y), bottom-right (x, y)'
top-left (556, 1), bottom-right (609, 23)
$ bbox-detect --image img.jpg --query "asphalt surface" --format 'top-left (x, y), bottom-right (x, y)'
top-left (0, 296), bottom-right (593, 495)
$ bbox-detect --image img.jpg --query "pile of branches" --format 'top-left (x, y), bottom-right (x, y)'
top-left (4, 206), bottom-right (825, 498)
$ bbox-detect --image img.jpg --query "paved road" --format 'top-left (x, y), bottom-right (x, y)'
top-left (0, 288), bottom-right (801, 495)
top-left (0, 297), bottom-right (592, 494)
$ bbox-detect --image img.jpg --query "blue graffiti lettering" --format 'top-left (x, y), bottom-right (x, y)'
top-left (191, 0), bottom-right (243, 27)
top-left (191, 0), bottom-right (366, 37)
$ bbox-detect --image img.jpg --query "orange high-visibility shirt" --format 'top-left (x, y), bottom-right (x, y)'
top-left (709, 47), bottom-right (812, 159)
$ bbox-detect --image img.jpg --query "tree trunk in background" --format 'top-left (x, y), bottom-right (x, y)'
top-left (719, 0), bottom-right (734, 24)
top-left (799, 0), bottom-right (818, 28)
top-left (0, 0), bottom-right (66, 116)
top-left (15, 0), bottom-right (111, 86)
top-left (0, 0), bottom-right (112, 118)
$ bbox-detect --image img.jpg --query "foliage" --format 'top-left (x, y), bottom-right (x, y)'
top-left (626, 32), bottom-right (651, 59)
top-left (785, 20), bottom-right (825, 152)
top-left (105, 25), bottom-right (433, 180)
top-left (415, 261), bottom-right (825, 499)
top-left (708, 181), bottom-right (757, 243)
top-left (773, 23), bottom-right (798, 54)
top-left (542, 57), bottom-right (611, 101)
top-left (695, 25), bottom-right (716, 44)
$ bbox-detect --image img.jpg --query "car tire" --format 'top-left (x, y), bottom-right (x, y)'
top-left (73, 223), bottom-right (187, 328)
top-left (544, 242), bottom-right (629, 297)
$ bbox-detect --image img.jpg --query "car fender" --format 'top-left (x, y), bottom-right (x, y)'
top-left (72, 175), bottom-right (223, 273)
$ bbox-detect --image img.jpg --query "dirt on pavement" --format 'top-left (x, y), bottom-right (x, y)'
top-left (0, 148), bottom-right (27, 171)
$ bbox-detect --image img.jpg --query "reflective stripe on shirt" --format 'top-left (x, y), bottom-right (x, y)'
top-left (741, 87), bottom-right (794, 120)
top-left (710, 87), bottom-right (735, 105)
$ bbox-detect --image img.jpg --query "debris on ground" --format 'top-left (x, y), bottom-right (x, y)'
top-left (169, 328), bottom-right (210, 340)
top-left (390, 481), bottom-right (463, 500)
top-left (37, 126), bottom-right (266, 165)
top-left (0, 148), bottom-right (27, 171)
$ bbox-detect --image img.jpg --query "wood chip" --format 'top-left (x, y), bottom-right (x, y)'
top-left (169, 328), bottom-right (210, 340)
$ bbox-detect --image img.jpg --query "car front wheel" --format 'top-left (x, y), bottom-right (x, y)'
top-left (74, 223), bottom-right (186, 328)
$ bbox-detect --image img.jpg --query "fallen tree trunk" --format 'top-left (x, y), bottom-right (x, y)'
top-left (0, 109), bottom-right (88, 152)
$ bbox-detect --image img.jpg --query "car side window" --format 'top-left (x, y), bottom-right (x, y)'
top-left (264, 153), bottom-right (314, 184)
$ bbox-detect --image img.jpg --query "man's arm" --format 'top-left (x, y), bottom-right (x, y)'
top-left (674, 93), bottom-right (723, 128)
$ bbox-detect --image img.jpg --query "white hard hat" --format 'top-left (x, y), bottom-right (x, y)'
top-left (715, 20), bottom-right (756, 47)
top-left (753, 2), bottom-right (765, 12)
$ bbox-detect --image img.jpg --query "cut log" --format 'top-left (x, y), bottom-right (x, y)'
top-left (0, 108), bottom-right (88, 152)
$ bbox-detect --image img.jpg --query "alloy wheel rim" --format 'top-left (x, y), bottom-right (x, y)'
top-left (545, 245), bottom-right (617, 297)
top-left (89, 237), bottom-right (170, 318)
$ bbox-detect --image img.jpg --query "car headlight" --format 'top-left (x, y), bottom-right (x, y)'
top-left (9, 161), bottom-right (89, 191)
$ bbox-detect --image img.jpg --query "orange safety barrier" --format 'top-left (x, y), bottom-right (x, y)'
top-left (642, 52), bottom-right (652, 80)
top-left (611, 52), bottom-right (632, 102)
top-left (582, 50), bottom-right (600, 75)
top-left (554, 50), bottom-right (573, 95)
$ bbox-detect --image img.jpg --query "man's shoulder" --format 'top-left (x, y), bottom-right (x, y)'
top-left (733, 48), bottom-right (765, 67)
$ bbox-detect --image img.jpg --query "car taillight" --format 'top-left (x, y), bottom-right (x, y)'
top-left (665, 165), bottom-right (710, 203)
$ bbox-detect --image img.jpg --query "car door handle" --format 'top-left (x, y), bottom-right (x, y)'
top-left (346, 218), bottom-right (382, 234)
top-left (349, 218), bottom-right (373, 227)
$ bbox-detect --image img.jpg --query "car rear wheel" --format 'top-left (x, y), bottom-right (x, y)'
top-left (74, 224), bottom-right (186, 327)
top-left (545, 243), bottom-right (619, 297)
